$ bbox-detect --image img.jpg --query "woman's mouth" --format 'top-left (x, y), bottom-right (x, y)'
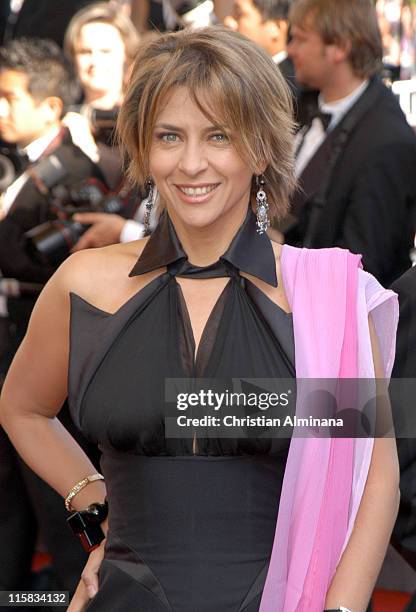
top-left (175, 183), bottom-right (220, 203)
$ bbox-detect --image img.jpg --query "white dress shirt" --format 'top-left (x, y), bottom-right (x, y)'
top-left (295, 80), bottom-right (369, 177)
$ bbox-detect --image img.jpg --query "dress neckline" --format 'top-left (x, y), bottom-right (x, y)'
top-left (129, 206), bottom-right (278, 287)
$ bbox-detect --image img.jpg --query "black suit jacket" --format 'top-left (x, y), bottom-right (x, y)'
top-left (390, 267), bottom-right (416, 569)
top-left (285, 77), bottom-right (416, 286)
top-left (0, 130), bottom-right (101, 334)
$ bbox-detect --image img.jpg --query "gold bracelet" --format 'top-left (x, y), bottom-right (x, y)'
top-left (64, 473), bottom-right (104, 511)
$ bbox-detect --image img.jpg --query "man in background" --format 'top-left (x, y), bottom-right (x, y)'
top-left (0, 38), bottom-right (100, 596)
top-left (224, 0), bottom-right (317, 125)
top-left (284, 0), bottom-right (416, 286)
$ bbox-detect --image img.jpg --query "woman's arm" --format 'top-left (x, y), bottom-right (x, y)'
top-left (0, 252), bottom-right (107, 510)
top-left (324, 315), bottom-right (400, 611)
top-left (0, 252), bottom-right (108, 610)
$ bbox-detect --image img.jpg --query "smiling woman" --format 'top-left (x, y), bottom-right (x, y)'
top-left (0, 25), bottom-right (400, 612)
top-left (148, 86), bottom-right (266, 236)
top-left (117, 25), bottom-right (296, 222)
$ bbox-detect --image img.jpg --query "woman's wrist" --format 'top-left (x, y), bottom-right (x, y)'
top-left (64, 473), bottom-right (105, 511)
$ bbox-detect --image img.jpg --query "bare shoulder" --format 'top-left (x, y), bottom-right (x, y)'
top-left (50, 237), bottom-right (151, 312)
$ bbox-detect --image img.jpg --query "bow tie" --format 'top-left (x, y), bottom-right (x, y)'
top-left (309, 110), bottom-right (332, 131)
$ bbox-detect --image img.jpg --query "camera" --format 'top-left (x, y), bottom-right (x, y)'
top-left (25, 178), bottom-right (124, 266)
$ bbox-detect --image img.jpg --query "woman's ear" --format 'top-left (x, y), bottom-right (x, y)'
top-left (255, 161), bottom-right (268, 176)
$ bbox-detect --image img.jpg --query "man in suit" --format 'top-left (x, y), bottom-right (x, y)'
top-left (284, 0), bottom-right (416, 287)
top-left (0, 37), bottom-right (103, 339)
top-left (224, 0), bottom-right (317, 126)
top-left (390, 266), bottom-right (416, 610)
top-left (0, 38), bottom-right (100, 597)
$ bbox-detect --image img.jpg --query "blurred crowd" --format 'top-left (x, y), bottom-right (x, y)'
top-left (0, 0), bottom-right (415, 610)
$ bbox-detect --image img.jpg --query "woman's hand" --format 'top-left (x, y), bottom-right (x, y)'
top-left (68, 538), bottom-right (106, 612)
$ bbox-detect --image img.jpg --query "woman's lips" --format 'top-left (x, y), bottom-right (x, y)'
top-left (174, 183), bottom-right (220, 203)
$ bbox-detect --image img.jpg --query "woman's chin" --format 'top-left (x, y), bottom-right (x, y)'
top-left (171, 208), bottom-right (222, 230)
top-left (164, 193), bottom-right (250, 231)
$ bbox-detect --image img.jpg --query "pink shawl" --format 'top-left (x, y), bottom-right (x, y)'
top-left (260, 245), bottom-right (399, 612)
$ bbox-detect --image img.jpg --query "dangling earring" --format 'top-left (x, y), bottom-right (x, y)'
top-left (143, 177), bottom-right (155, 236)
top-left (255, 174), bottom-right (270, 234)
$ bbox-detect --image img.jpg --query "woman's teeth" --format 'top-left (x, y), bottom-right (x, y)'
top-left (179, 185), bottom-right (217, 196)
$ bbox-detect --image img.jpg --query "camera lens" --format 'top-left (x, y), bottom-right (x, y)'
top-left (25, 220), bottom-right (88, 266)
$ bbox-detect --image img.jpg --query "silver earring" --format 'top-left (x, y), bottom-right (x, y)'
top-left (255, 174), bottom-right (270, 234)
top-left (143, 178), bottom-right (155, 235)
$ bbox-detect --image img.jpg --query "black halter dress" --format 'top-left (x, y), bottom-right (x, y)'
top-left (68, 209), bottom-right (295, 612)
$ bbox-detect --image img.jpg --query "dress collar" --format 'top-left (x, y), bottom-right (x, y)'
top-left (129, 206), bottom-right (278, 287)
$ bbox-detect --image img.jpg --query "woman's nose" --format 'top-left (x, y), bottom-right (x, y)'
top-left (178, 142), bottom-right (209, 176)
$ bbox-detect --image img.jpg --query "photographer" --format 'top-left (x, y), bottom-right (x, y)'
top-left (0, 38), bottom-right (104, 340)
top-left (0, 37), bottom-right (102, 595)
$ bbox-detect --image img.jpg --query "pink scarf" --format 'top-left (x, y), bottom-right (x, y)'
top-left (260, 245), bottom-right (399, 612)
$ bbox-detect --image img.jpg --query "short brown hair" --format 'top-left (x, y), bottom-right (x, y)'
top-left (289, 0), bottom-right (383, 78)
top-left (64, 2), bottom-right (139, 64)
top-left (117, 26), bottom-right (296, 220)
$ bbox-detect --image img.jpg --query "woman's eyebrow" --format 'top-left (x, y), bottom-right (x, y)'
top-left (204, 125), bottom-right (225, 132)
top-left (154, 123), bottom-right (225, 133)
top-left (154, 123), bottom-right (184, 131)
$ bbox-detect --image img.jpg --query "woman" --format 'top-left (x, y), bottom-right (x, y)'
top-left (0, 27), bottom-right (399, 612)
top-left (64, 2), bottom-right (138, 111)
top-left (63, 2), bottom-right (139, 189)
top-left (62, 2), bottom-right (141, 243)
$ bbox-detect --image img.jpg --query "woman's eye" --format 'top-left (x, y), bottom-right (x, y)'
top-left (160, 133), bottom-right (179, 143)
top-left (211, 133), bottom-right (229, 143)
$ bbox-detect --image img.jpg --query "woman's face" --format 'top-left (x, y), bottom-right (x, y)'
top-left (149, 86), bottom-right (256, 231)
top-left (74, 22), bottom-right (126, 100)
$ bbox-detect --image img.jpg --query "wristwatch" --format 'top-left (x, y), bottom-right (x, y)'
top-left (67, 500), bottom-right (108, 552)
